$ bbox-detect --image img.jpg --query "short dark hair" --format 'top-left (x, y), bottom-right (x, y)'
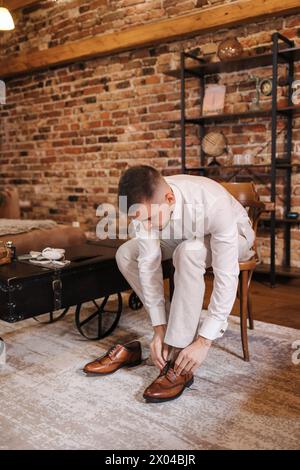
top-left (118, 165), bottom-right (162, 212)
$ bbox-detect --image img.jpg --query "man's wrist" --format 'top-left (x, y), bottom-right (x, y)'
top-left (195, 335), bottom-right (212, 347)
top-left (153, 324), bottom-right (167, 336)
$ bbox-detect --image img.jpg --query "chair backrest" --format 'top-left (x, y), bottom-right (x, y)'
top-left (220, 181), bottom-right (265, 239)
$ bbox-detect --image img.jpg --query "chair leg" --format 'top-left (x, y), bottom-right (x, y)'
top-left (247, 294), bottom-right (254, 330)
top-left (240, 270), bottom-right (250, 361)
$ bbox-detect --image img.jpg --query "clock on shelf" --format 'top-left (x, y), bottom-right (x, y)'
top-left (259, 78), bottom-right (273, 96)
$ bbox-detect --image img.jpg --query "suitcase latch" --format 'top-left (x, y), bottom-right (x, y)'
top-left (52, 277), bottom-right (62, 310)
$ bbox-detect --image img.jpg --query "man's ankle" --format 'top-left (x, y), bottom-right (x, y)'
top-left (167, 346), bottom-right (182, 363)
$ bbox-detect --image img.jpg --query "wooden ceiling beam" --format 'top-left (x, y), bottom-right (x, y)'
top-left (4, 0), bottom-right (41, 11)
top-left (1, 0), bottom-right (300, 79)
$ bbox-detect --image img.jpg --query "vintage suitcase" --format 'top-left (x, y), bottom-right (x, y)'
top-left (0, 243), bottom-right (126, 321)
top-left (0, 240), bottom-right (173, 339)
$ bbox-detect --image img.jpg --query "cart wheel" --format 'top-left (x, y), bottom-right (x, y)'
top-left (75, 293), bottom-right (122, 340)
top-left (129, 292), bottom-right (143, 310)
top-left (33, 307), bottom-right (70, 324)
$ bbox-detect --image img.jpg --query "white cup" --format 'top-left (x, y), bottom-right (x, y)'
top-left (243, 153), bottom-right (254, 165)
top-left (233, 154), bottom-right (244, 165)
top-left (233, 153), bottom-right (254, 165)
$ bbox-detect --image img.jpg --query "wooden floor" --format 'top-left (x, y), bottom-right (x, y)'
top-left (205, 273), bottom-right (300, 330)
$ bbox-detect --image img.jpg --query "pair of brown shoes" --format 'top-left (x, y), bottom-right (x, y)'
top-left (83, 341), bottom-right (194, 403)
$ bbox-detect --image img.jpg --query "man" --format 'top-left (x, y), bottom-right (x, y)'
top-left (83, 165), bottom-right (255, 403)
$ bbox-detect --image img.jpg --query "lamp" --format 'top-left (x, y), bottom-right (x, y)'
top-left (0, 3), bottom-right (15, 31)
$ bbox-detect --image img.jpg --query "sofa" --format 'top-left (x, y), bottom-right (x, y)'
top-left (0, 187), bottom-right (86, 255)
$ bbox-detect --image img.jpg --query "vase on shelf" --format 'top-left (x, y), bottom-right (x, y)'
top-left (217, 37), bottom-right (243, 61)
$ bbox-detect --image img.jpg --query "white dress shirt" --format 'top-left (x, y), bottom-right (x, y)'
top-left (130, 174), bottom-right (255, 341)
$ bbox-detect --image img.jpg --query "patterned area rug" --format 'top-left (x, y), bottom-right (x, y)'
top-left (0, 295), bottom-right (299, 450)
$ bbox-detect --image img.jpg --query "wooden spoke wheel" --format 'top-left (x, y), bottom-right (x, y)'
top-left (75, 293), bottom-right (122, 340)
top-left (128, 292), bottom-right (143, 310)
top-left (33, 307), bottom-right (70, 324)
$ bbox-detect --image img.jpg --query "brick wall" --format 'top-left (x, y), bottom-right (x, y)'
top-left (0, 1), bottom-right (300, 267)
top-left (1, 0), bottom-right (236, 57)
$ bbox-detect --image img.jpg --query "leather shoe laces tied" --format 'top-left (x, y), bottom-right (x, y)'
top-left (107, 344), bottom-right (122, 359)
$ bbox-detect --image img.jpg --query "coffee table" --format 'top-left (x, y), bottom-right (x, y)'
top-left (0, 239), bottom-right (173, 341)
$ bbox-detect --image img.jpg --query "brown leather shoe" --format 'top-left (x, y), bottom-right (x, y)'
top-left (143, 360), bottom-right (194, 403)
top-left (83, 340), bottom-right (142, 375)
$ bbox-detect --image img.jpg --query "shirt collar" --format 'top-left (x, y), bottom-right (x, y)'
top-left (169, 183), bottom-right (182, 220)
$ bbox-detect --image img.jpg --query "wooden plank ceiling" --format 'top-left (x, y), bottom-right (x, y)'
top-left (4, 0), bottom-right (40, 11)
top-left (1, 0), bottom-right (300, 78)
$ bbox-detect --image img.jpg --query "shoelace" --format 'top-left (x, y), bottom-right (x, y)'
top-left (158, 360), bottom-right (197, 391)
top-left (166, 368), bottom-right (178, 383)
top-left (107, 344), bottom-right (122, 359)
top-left (158, 361), bottom-right (170, 377)
top-left (158, 360), bottom-right (194, 384)
top-left (156, 360), bottom-right (178, 383)
top-left (94, 344), bottom-right (122, 362)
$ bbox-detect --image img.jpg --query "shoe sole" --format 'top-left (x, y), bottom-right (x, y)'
top-left (83, 358), bottom-right (143, 376)
top-left (143, 377), bottom-right (194, 403)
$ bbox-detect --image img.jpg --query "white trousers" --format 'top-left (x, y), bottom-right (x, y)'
top-left (116, 234), bottom-right (253, 348)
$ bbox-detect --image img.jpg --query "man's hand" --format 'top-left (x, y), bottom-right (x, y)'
top-left (174, 336), bottom-right (212, 375)
top-left (150, 324), bottom-right (169, 370)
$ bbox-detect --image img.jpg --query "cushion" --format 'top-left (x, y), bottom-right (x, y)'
top-left (0, 225), bottom-right (87, 255)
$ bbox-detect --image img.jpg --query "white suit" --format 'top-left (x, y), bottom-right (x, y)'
top-left (116, 174), bottom-right (255, 348)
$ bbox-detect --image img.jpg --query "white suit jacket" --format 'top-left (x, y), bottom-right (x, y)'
top-left (130, 174), bottom-right (255, 340)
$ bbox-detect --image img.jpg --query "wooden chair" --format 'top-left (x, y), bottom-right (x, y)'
top-left (219, 182), bottom-right (265, 361)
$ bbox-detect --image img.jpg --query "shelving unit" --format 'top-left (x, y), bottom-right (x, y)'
top-left (169, 104), bottom-right (300, 124)
top-left (166, 43), bottom-right (300, 78)
top-left (164, 33), bottom-right (300, 286)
